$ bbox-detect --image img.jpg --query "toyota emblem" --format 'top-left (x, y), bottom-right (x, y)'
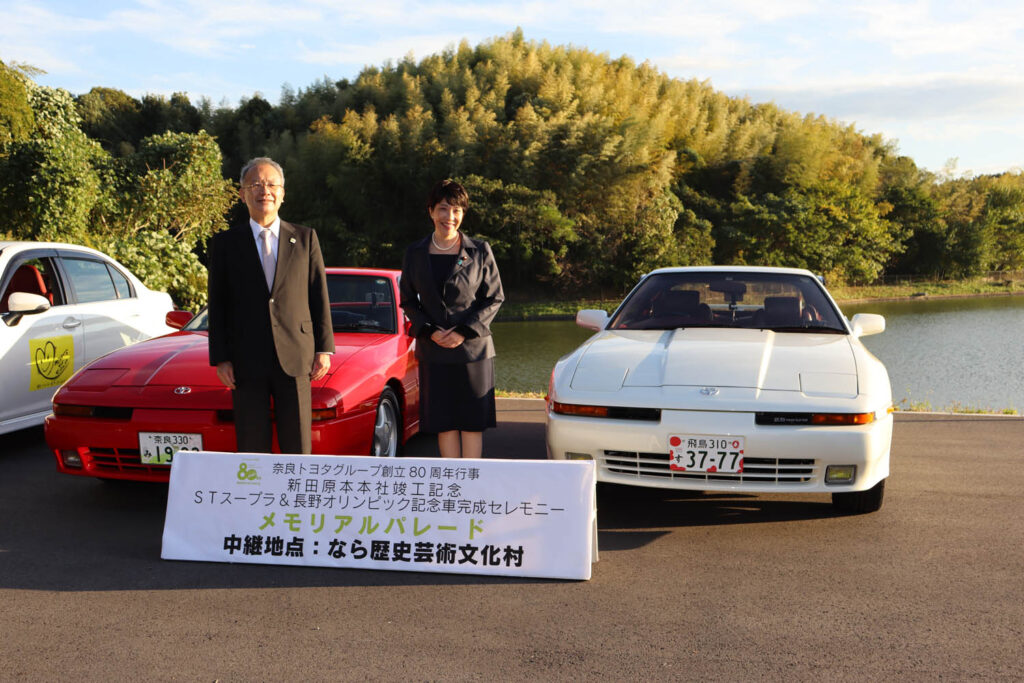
top-left (699, 387), bottom-right (720, 396)
top-left (174, 386), bottom-right (192, 395)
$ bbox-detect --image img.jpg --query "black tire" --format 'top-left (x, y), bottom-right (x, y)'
top-left (371, 387), bottom-right (401, 458)
top-left (832, 479), bottom-right (885, 514)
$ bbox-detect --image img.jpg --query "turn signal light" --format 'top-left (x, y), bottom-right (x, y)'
top-left (756, 412), bottom-right (876, 426)
top-left (811, 413), bottom-right (876, 426)
top-left (551, 402), bottom-right (661, 421)
top-left (552, 402), bottom-right (608, 418)
top-left (311, 407), bottom-right (338, 421)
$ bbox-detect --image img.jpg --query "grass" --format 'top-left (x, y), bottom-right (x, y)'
top-left (496, 389), bottom-right (545, 399)
top-left (893, 398), bottom-right (1019, 415)
top-left (829, 275), bottom-right (1023, 302)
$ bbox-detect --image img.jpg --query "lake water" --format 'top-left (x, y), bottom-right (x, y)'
top-left (492, 294), bottom-right (1024, 412)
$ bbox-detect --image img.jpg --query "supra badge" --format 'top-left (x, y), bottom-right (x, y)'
top-left (699, 387), bottom-right (720, 396)
top-left (174, 386), bottom-right (192, 395)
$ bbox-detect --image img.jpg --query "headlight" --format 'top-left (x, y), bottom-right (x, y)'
top-left (53, 404), bottom-right (94, 417)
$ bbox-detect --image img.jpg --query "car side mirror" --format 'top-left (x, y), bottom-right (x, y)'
top-left (850, 313), bottom-right (885, 337)
top-left (165, 310), bottom-right (195, 330)
top-left (576, 309), bottom-right (609, 331)
top-left (2, 292), bottom-right (51, 327)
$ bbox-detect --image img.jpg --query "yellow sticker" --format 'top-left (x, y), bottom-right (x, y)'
top-left (30, 335), bottom-right (74, 391)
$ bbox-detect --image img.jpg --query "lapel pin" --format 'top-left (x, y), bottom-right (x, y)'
top-left (289, 237), bottom-right (296, 244)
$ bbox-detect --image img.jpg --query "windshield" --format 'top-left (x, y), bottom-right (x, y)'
top-left (608, 271), bottom-right (846, 333)
top-left (182, 274), bottom-right (398, 334)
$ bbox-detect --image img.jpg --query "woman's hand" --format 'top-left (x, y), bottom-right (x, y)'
top-left (430, 327), bottom-right (465, 349)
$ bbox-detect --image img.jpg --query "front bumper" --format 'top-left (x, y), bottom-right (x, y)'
top-left (546, 408), bottom-right (891, 493)
top-left (45, 407), bottom-right (374, 483)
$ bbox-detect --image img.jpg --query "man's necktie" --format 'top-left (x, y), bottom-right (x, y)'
top-left (260, 228), bottom-right (275, 290)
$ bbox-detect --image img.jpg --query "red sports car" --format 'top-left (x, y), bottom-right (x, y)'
top-left (46, 268), bottom-right (419, 482)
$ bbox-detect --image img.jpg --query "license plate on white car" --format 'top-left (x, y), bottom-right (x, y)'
top-left (669, 435), bottom-right (745, 473)
top-left (139, 432), bottom-right (203, 465)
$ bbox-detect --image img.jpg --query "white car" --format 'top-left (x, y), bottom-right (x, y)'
top-left (546, 266), bottom-right (893, 514)
top-left (0, 241), bottom-right (175, 435)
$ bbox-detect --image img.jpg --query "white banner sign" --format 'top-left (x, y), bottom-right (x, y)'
top-left (162, 452), bottom-right (596, 580)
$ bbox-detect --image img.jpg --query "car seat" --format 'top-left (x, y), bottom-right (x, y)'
top-left (1, 264), bottom-right (51, 313)
top-left (763, 296), bottom-right (802, 327)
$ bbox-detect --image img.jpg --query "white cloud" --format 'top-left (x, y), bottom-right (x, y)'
top-left (737, 74), bottom-right (1024, 122)
top-left (106, 0), bottom-right (324, 57)
top-left (852, 1), bottom-right (1024, 59)
top-left (297, 34), bottom-right (480, 68)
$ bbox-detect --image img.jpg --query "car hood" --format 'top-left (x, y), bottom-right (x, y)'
top-left (69, 331), bottom-right (375, 388)
top-left (569, 328), bottom-right (859, 397)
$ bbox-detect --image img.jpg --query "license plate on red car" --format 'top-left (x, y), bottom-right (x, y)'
top-left (139, 432), bottom-right (203, 465)
top-left (668, 435), bottom-right (745, 473)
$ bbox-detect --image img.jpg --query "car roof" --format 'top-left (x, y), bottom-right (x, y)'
top-left (325, 267), bottom-right (400, 277)
top-left (0, 240), bottom-right (110, 257)
top-left (645, 265), bottom-right (819, 277)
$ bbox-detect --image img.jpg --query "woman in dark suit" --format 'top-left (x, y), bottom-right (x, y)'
top-left (400, 179), bottom-right (504, 458)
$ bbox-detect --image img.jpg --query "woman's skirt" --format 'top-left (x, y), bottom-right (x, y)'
top-left (418, 357), bottom-right (497, 433)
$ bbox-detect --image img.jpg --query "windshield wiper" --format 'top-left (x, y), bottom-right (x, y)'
top-left (334, 319), bottom-right (386, 331)
top-left (762, 325), bottom-right (845, 334)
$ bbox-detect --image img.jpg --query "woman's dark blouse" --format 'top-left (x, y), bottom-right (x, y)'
top-left (430, 253), bottom-right (458, 293)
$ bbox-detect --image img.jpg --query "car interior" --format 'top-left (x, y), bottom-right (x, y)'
top-left (328, 276), bottom-right (396, 333)
top-left (610, 273), bottom-right (844, 332)
top-left (0, 262), bottom-right (55, 313)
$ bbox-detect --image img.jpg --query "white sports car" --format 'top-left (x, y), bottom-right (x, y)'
top-left (546, 266), bottom-right (893, 514)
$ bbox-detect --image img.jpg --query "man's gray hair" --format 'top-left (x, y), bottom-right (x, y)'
top-left (240, 157), bottom-right (285, 186)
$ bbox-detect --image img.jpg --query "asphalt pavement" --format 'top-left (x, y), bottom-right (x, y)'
top-left (1, 402), bottom-right (1021, 681)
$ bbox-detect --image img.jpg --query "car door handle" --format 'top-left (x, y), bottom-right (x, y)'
top-left (62, 318), bottom-right (82, 329)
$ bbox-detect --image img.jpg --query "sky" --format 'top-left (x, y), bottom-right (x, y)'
top-left (2, 0), bottom-right (1022, 177)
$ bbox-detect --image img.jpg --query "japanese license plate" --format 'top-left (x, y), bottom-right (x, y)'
top-left (139, 432), bottom-right (202, 465)
top-left (669, 434), bottom-right (745, 473)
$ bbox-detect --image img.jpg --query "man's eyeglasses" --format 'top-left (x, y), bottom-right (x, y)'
top-left (243, 182), bottom-right (283, 192)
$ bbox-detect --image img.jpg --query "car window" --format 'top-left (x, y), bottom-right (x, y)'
top-left (109, 266), bottom-right (133, 298)
top-left (183, 308), bottom-right (209, 331)
top-left (328, 275), bottom-right (396, 333)
top-left (609, 272), bottom-right (846, 332)
top-left (0, 256), bottom-right (65, 312)
top-left (61, 257), bottom-right (120, 303)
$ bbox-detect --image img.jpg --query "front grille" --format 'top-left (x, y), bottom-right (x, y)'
top-left (602, 451), bottom-right (816, 484)
top-left (87, 447), bottom-right (169, 475)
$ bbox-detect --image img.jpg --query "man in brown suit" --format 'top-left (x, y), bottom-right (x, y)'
top-left (207, 157), bottom-right (334, 453)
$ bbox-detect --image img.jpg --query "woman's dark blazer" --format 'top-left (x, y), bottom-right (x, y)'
top-left (400, 234), bottom-right (504, 364)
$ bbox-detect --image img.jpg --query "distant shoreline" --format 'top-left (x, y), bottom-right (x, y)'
top-left (836, 290), bottom-right (1024, 305)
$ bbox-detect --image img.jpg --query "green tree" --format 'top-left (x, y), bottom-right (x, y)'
top-left (981, 173), bottom-right (1024, 271)
top-left (0, 73), bottom-right (235, 309)
top-left (0, 60), bottom-right (35, 145)
top-left (76, 87), bottom-right (143, 155)
top-left (95, 131), bottom-right (237, 308)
